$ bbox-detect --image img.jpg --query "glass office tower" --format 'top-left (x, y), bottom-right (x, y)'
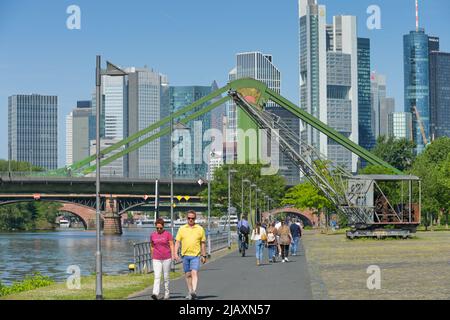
top-left (403, 29), bottom-right (431, 153)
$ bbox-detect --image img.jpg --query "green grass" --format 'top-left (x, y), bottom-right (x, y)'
top-left (302, 230), bottom-right (450, 300)
top-left (0, 272), bottom-right (181, 300)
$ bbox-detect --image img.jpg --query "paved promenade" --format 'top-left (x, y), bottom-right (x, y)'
top-left (129, 242), bottom-right (313, 300)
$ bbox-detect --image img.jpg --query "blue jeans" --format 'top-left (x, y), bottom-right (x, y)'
top-left (255, 240), bottom-right (264, 261)
top-left (268, 245), bottom-right (276, 260)
top-left (291, 237), bottom-right (300, 255)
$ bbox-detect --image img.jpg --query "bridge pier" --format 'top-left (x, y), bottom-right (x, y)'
top-left (103, 198), bottom-right (123, 235)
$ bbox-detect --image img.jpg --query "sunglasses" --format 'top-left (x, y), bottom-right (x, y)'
top-left (156, 227), bottom-right (163, 230)
top-left (187, 217), bottom-right (195, 221)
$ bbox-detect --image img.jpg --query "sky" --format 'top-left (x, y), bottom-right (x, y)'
top-left (1, 0), bottom-right (449, 167)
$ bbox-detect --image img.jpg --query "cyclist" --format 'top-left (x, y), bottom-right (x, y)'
top-left (237, 215), bottom-right (250, 254)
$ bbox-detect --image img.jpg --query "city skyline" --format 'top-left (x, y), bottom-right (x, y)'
top-left (1, 0), bottom-right (450, 166)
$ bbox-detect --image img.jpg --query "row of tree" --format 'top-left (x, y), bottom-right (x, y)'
top-left (0, 160), bottom-right (61, 231)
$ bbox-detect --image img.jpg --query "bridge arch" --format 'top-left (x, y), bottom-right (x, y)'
top-left (262, 207), bottom-right (316, 227)
top-left (0, 200), bottom-right (102, 230)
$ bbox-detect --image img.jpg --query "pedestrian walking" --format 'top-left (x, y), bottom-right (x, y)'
top-left (250, 222), bottom-right (266, 266)
top-left (266, 222), bottom-right (278, 263)
top-left (278, 220), bottom-right (293, 262)
top-left (150, 218), bottom-right (175, 300)
top-left (290, 218), bottom-right (302, 256)
top-left (174, 210), bottom-right (207, 300)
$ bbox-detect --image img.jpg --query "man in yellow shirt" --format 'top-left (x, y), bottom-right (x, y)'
top-left (174, 210), bottom-right (206, 300)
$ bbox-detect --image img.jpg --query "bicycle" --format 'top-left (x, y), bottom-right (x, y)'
top-left (239, 232), bottom-right (248, 257)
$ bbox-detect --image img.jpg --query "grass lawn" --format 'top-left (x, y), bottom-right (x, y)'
top-left (302, 230), bottom-right (450, 300)
top-left (0, 272), bottom-right (182, 300)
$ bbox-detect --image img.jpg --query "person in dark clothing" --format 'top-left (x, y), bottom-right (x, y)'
top-left (289, 219), bottom-right (302, 256)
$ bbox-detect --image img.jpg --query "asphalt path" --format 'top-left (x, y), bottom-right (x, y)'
top-left (130, 241), bottom-right (312, 300)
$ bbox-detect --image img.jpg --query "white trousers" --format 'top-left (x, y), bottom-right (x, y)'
top-left (152, 259), bottom-right (171, 296)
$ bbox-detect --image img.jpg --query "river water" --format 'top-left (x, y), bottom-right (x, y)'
top-left (0, 228), bottom-right (173, 286)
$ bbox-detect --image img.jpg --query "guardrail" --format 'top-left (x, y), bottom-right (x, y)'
top-left (132, 230), bottom-right (232, 274)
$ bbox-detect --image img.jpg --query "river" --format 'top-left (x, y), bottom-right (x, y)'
top-left (0, 227), bottom-right (173, 286)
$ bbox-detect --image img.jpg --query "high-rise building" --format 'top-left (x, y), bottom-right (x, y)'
top-left (370, 72), bottom-right (386, 138)
top-left (126, 67), bottom-right (169, 179)
top-left (299, 0), bottom-right (328, 158)
top-left (8, 94), bottom-right (58, 170)
top-left (300, 0), bottom-right (359, 172)
top-left (170, 85), bottom-right (213, 180)
top-left (379, 97), bottom-right (395, 137)
top-left (388, 112), bottom-right (413, 141)
top-left (404, 28), bottom-right (431, 153)
top-left (66, 101), bottom-right (93, 166)
top-left (92, 74), bottom-right (128, 176)
top-left (228, 51), bottom-right (300, 184)
top-left (429, 51), bottom-right (450, 138)
top-left (357, 38), bottom-right (375, 153)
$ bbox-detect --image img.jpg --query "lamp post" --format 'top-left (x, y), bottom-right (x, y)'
top-left (94, 56), bottom-right (127, 300)
top-left (241, 179), bottom-right (250, 218)
top-left (256, 188), bottom-right (261, 223)
top-left (228, 168), bottom-right (237, 248)
top-left (250, 183), bottom-right (256, 226)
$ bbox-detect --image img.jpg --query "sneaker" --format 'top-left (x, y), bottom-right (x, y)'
top-left (282, 259), bottom-right (286, 263)
top-left (285, 257), bottom-right (289, 262)
top-left (191, 292), bottom-right (197, 300)
top-left (185, 293), bottom-right (192, 300)
top-left (272, 257), bottom-right (276, 263)
top-left (164, 293), bottom-right (170, 300)
top-left (151, 294), bottom-right (158, 300)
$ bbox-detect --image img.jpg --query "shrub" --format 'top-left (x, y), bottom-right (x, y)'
top-left (0, 273), bottom-right (54, 297)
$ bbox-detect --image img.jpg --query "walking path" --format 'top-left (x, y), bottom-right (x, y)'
top-left (129, 241), bottom-right (312, 300)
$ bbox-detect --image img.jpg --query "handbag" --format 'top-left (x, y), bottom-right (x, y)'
top-left (261, 230), bottom-right (267, 242)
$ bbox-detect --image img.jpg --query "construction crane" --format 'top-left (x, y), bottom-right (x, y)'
top-left (412, 106), bottom-right (429, 145)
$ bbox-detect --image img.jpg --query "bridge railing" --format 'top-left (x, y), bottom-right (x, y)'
top-left (132, 230), bottom-right (230, 274)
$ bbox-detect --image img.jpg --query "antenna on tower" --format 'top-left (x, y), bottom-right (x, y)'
top-left (415, 0), bottom-right (419, 31)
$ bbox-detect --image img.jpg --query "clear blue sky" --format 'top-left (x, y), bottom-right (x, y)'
top-left (1, 0), bottom-right (449, 166)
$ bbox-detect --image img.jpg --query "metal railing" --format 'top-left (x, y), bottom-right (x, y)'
top-left (132, 231), bottom-right (231, 274)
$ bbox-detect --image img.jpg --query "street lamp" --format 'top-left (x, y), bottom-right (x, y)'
top-left (250, 183), bottom-right (257, 227)
top-left (241, 179), bottom-right (250, 218)
top-left (95, 56), bottom-right (127, 300)
top-left (256, 188), bottom-right (261, 223)
top-left (228, 168), bottom-right (237, 248)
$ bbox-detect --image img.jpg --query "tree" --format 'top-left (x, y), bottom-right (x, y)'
top-left (371, 136), bottom-right (416, 171)
top-left (411, 137), bottom-right (450, 228)
top-left (282, 182), bottom-right (335, 227)
top-left (0, 159), bottom-right (44, 172)
top-left (199, 164), bottom-right (286, 220)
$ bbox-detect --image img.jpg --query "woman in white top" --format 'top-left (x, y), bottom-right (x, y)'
top-left (250, 222), bottom-right (267, 266)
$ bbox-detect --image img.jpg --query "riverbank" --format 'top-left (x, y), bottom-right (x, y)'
top-left (302, 230), bottom-right (450, 300)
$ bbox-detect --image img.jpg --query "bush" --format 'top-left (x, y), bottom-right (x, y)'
top-left (0, 273), bottom-right (54, 297)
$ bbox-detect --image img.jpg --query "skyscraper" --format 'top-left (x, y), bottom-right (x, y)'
top-left (126, 67), bottom-right (169, 179)
top-left (66, 100), bottom-right (93, 166)
top-left (429, 51), bottom-right (450, 138)
top-left (8, 94), bottom-right (58, 170)
top-left (299, 0), bottom-right (328, 157)
top-left (404, 28), bottom-right (431, 153)
top-left (91, 74), bottom-right (128, 176)
top-left (379, 97), bottom-right (395, 137)
top-left (357, 38), bottom-right (375, 153)
top-left (228, 51), bottom-right (300, 184)
top-left (300, 0), bottom-right (359, 172)
top-left (370, 72), bottom-right (387, 139)
top-left (170, 85), bottom-right (213, 180)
